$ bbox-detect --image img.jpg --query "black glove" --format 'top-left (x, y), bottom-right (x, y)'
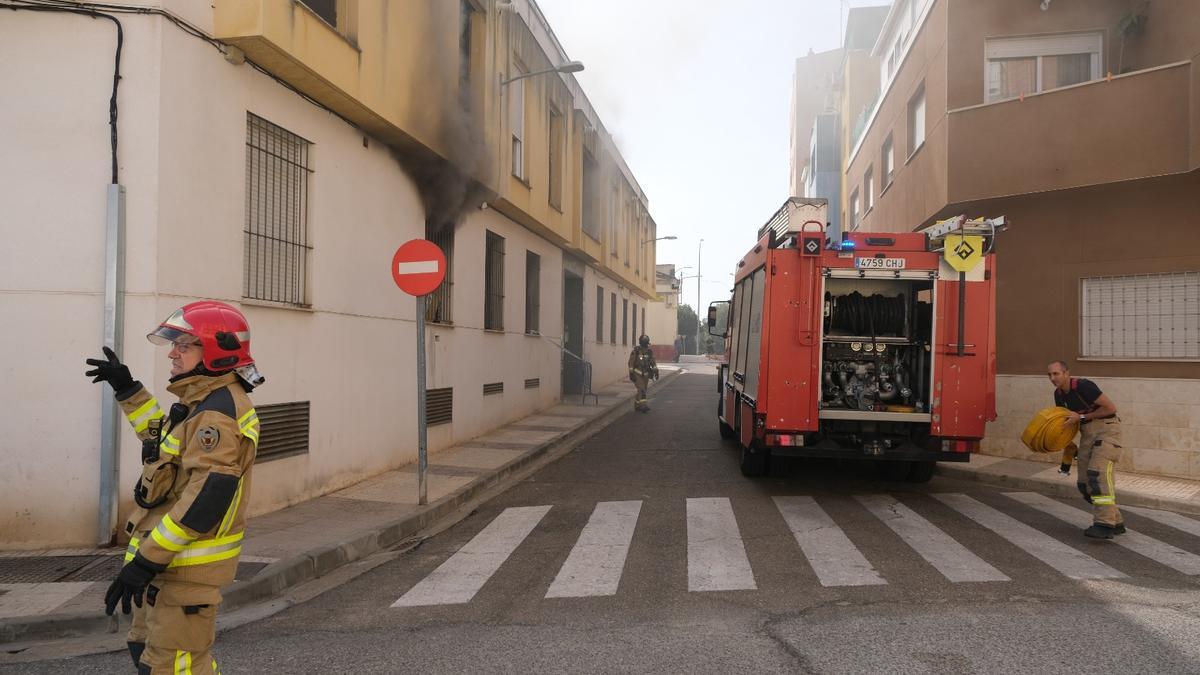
top-left (629, 373), bottom-right (636, 383)
top-left (86, 346), bottom-right (136, 394)
top-left (104, 555), bottom-right (160, 616)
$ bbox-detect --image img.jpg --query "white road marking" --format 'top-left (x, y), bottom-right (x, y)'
top-left (856, 494), bottom-right (1009, 583)
top-left (774, 496), bottom-right (886, 587)
top-left (546, 501), bottom-right (642, 598)
top-left (392, 505), bottom-right (552, 607)
top-left (687, 498), bottom-right (756, 592)
top-left (934, 493), bottom-right (1124, 580)
top-left (1005, 492), bottom-right (1200, 576)
top-left (1123, 505), bottom-right (1200, 539)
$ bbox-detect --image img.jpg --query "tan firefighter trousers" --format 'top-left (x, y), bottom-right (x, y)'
top-left (1076, 417), bottom-right (1123, 527)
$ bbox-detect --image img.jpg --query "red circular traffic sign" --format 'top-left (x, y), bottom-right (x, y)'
top-left (391, 239), bottom-right (446, 296)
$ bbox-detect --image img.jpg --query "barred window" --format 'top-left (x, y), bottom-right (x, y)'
top-left (484, 231), bottom-right (505, 330)
top-left (610, 292), bottom-right (617, 343)
top-left (1082, 272), bottom-right (1200, 360)
top-left (244, 113), bottom-right (312, 306)
top-left (525, 251), bottom-right (540, 335)
top-left (622, 298), bottom-right (629, 346)
top-left (425, 222), bottom-right (454, 323)
top-left (595, 286), bottom-right (604, 342)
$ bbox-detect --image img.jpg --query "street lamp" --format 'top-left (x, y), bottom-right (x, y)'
top-left (641, 235), bottom-right (676, 245)
top-left (501, 60), bottom-right (585, 86)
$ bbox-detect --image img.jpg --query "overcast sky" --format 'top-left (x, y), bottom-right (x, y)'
top-left (536, 0), bottom-right (889, 317)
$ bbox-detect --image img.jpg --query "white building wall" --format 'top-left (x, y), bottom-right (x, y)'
top-left (0, 11), bottom-right (597, 548)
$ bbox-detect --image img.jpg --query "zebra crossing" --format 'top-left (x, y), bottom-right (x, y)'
top-left (391, 494), bottom-right (1200, 608)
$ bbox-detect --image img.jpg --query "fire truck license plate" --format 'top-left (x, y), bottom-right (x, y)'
top-left (855, 257), bottom-right (906, 269)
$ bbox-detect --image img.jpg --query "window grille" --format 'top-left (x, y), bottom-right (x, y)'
top-left (483, 382), bottom-right (504, 395)
top-left (425, 222), bottom-right (454, 323)
top-left (595, 286), bottom-right (605, 342)
top-left (610, 293), bottom-right (617, 343)
top-left (1081, 272), bottom-right (1200, 360)
top-left (254, 401), bottom-right (310, 463)
top-left (622, 299), bottom-right (629, 346)
top-left (525, 251), bottom-right (540, 334)
top-left (427, 387), bottom-right (453, 425)
top-left (485, 231), bottom-right (505, 330)
top-left (244, 113), bottom-right (312, 306)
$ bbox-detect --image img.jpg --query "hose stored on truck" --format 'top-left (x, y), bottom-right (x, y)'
top-left (828, 292), bottom-right (906, 336)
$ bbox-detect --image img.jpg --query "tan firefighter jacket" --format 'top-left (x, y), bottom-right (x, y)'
top-left (628, 346), bottom-right (658, 380)
top-left (115, 372), bottom-right (259, 602)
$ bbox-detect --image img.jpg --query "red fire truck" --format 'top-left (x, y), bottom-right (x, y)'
top-left (709, 198), bottom-right (1004, 482)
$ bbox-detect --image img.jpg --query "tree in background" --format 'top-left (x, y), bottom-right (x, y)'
top-left (677, 304), bottom-right (698, 355)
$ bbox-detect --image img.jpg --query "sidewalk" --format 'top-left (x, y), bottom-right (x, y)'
top-left (0, 367), bottom-right (683, 648)
top-left (939, 452), bottom-right (1200, 517)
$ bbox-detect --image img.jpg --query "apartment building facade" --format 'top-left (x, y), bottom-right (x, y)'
top-left (0, 0), bottom-right (662, 548)
top-left (830, 0), bottom-right (1200, 478)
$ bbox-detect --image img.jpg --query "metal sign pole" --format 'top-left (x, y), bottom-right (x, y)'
top-left (416, 294), bottom-right (427, 505)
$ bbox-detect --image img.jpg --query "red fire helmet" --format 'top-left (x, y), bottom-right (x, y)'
top-left (147, 300), bottom-right (255, 371)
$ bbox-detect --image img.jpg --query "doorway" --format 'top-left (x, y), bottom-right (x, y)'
top-left (562, 270), bottom-right (584, 395)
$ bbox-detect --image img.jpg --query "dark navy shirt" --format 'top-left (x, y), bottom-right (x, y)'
top-left (1054, 377), bottom-right (1102, 414)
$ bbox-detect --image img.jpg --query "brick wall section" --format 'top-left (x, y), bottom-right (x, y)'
top-left (983, 375), bottom-right (1200, 480)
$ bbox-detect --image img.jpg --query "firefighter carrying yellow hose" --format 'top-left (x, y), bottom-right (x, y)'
top-left (1046, 360), bottom-right (1125, 539)
top-left (628, 335), bottom-right (659, 412)
top-left (86, 301), bottom-right (265, 674)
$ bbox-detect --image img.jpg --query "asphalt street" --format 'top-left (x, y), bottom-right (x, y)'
top-left (12, 362), bottom-right (1200, 674)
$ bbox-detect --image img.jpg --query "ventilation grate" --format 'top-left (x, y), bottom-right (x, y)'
top-left (524, 378), bottom-right (540, 389)
top-left (427, 387), bottom-right (453, 425)
top-left (255, 401), bottom-right (310, 463)
top-left (483, 382), bottom-right (504, 395)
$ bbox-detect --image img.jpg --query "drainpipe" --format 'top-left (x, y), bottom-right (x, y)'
top-left (98, 185), bottom-right (126, 546)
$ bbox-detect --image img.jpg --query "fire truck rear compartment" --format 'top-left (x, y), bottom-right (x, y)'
top-left (813, 276), bottom-right (942, 459)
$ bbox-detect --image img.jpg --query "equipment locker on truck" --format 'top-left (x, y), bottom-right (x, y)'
top-left (709, 198), bottom-right (1004, 481)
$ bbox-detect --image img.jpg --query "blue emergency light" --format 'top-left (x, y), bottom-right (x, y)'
top-left (839, 239), bottom-right (856, 250)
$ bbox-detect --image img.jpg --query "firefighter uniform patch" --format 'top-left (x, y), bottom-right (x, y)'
top-left (197, 426), bottom-right (220, 451)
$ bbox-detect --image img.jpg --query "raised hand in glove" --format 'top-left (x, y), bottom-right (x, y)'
top-left (104, 554), bottom-right (161, 616)
top-left (86, 346), bottom-right (136, 394)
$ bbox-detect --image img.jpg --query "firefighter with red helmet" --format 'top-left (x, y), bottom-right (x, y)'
top-left (86, 301), bottom-right (264, 674)
top-left (628, 334), bottom-right (659, 412)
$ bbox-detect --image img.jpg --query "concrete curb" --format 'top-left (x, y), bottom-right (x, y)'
top-left (0, 371), bottom-right (683, 647)
top-left (937, 463), bottom-right (1200, 518)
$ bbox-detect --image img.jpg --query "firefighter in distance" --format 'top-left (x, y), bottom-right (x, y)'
top-left (86, 301), bottom-right (264, 674)
top-left (628, 334), bottom-right (659, 412)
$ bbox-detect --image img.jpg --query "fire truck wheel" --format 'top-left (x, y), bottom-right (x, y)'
top-left (740, 443), bottom-right (770, 477)
top-left (719, 420), bottom-right (736, 439)
top-left (879, 460), bottom-right (912, 482)
top-left (907, 461), bottom-right (936, 483)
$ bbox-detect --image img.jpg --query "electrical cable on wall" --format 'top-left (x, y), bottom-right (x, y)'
top-left (4, 0), bottom-right (369, 185)
top-left (3, 1), bottom-right (124, 183)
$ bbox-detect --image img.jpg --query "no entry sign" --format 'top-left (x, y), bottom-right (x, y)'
top-left (392, 239), bottom-right (446, 296)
